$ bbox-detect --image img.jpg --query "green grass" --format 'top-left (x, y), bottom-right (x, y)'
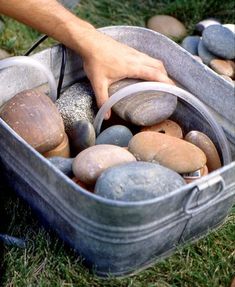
top-left (0, 0), bottom-right (235, 286)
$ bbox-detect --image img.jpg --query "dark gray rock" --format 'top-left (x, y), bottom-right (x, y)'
top-left (195, 18), bottom-right (220, 35)
top-left (48, 156), bottom-right (74, 177)
top-left (198, 39), bottom-right (218, 65)
top-left (95, 161), bottom-right (186, 202)
top-left (109, 79), bottom-right (177, 126)
top-left (67, 119), bottom-right (96, 153)
top-left (96, 125), bottom-right (133, 147)
top-left (202, 25), bottom-right (235, 59)
top-left (181, 36), bottom-right (200, 55)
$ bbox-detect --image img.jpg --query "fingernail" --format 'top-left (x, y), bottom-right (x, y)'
top-left (104, 110), bottom-right (111, 120)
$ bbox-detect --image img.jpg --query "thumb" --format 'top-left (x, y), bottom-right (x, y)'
top-left (92, 78), bottom-right (111, 120)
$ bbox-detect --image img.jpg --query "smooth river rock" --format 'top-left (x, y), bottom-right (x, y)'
top-left (209, 59), bottom-right (235, 78)
top-left (198, 39), bottom-right (218, 65)
top-left (43, 133), bottom-right (70, 158)
top-left (72, 144), bottom-right (136, 184)
top-left (0, 90), bottom-right (65, 153)
top-left (96, 125), bottom-right (133, 146)
top-left (202, 25), bottom-right (235, 59)
top-left (109, 79), bottom-right (177, 126)
top-left (147, 15), bottom-right (187, 40)
top-left (181, 36), bottom-right (200, 55)
top-left (67, 119), bottom-right (96, 154)
top-left (95, 162), bottom-right (186, 202)
top-left (184, 131), bottom-right (221, 172)
top-left (223, 24), bottom-right (235, 34)
top-left (141, 119), bottom-right (183, 138)
top-left (128, 131), bottom-right (207, 173)
top-left (56, 81), bottom-right (97, 132)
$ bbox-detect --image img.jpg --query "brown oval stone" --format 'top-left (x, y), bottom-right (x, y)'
top-left (183, 165), bottom-right (208, 184)
top-left (128, 131), bottom-right (206, 173)
top-left (72, 144), bottom-right (136, 184)
top-left (141, 119), bottom-right (183, 138)
top-left (209, 59), bottom-right (235, 78)
top-left (147, 15), bottom-right (187, 40)
top-left (109, 79), bottom-right (177, 126)
top-left (0, 90), bottom-right (65, 153)
top-left (184, 131), bottom-right (221, 172)
top-left (72, 177), bottom-right (94, 192)
top-left (43, 133), bottom-right (70, 158)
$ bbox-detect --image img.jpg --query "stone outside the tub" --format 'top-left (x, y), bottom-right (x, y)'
top-left (209, 59), bottom-right (235, 78)
top-left (181, 36), bottom-right (200, 55)
top-left (147, 15), bottom-right (187, 40)
top-left (202, 25), bottom-right (235, 59)
top-left (194, 18), bottom-right (221, 34)
top-left (198, 39), bottom-right (218, 65)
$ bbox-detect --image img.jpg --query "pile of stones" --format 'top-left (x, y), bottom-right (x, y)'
top-left (0, 77), bottom-right (222, 202)
top-left (146, 15), bottom-right (235, 84)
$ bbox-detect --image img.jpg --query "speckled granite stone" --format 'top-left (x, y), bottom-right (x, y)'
top-left (56, 81), bottom-right (98, 132)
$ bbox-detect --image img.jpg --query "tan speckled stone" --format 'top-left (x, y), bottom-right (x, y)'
top-left (209, 59), bottom-right (235, 78)
top-left (128, 131), bottom-right (206, 173)
top-left (72, 144), bottom-right (136, 184)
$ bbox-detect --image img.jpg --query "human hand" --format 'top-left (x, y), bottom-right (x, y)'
top-left (79, 29), bottom-right (174, 118)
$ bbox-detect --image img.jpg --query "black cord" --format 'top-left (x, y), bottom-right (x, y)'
top-left (24, 34), bottom-right (48, 56)
top-left (24, 34), bottom-right (67, 99)
top-left (57, 44), bottom-right (67, 99)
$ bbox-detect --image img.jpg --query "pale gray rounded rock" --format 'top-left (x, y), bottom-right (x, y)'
top-left (181, 36), bottom-right (200, 55)
top-left (195, 18), bottom-right (220, 34)
top-left (198, 39), bottom-right (218, 65)
top-left (67, 119), bottom-right (96, 153)
top-left (223, 24), bottom-right (235, 34)
top-left (48, 156), bottom-right (74, 177)
top-left (109, 79), bottom-right (177, 126)
top-left (56, 81), bottom-right (98, 131)
top-left (95, 162), bottom-right (186, 202)
top-left (202, 25), bottom-right (235, 59)
top-left (96, 125), bottom-right (133, 147)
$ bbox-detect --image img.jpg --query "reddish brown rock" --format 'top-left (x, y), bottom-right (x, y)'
top-left (72, 144), bottom-right (136, 184)
top-left (72, 177), bottom-right (94, 192)
top-left (141, 119), bottom-right (183, 138)
top-left (147, 15), bottom-right (187, 40)
top-left (183, 165), bottom-right (208, 184)
top-left (184, 131), bottom-right (221, 172)
top-left (128, 131), bottom-right (206, 173)
top-left (43, 133), bottom-right (70, 158)
top-left (0, 90), bottom-right (65, 153)
top-left (209, 59), bottom-right (235, 78)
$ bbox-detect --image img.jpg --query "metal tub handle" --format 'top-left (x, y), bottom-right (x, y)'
top-left (184, 175), bottom-right (226, 215)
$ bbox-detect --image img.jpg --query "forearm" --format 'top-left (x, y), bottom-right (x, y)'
top-left (0, 0), bottom-right (95, 55)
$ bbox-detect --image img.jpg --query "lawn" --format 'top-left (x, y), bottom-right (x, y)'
top-left (0, 0), bottom-right (235, 286)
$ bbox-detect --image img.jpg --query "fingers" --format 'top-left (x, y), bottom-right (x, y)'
top-left (91, 78), bottom-right (111, 120)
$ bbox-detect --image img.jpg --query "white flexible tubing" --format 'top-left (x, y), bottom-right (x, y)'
top-left (0, 56), bottom-right (57, 102)
top-left (93, 81), bottom-right (231, 164)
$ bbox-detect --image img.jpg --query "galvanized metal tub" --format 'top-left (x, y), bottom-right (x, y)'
top-left (0, 26), bottom-right (235, 277)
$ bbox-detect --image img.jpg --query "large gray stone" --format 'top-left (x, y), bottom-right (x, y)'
top-left (202, 25), bottom-right (235, 59)
top-left (95, 161), bottom-right (186, 202)
top-left (109, 79), bottom-right (177, 126)
top-left (96, 125), bottom-right (133, 147)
